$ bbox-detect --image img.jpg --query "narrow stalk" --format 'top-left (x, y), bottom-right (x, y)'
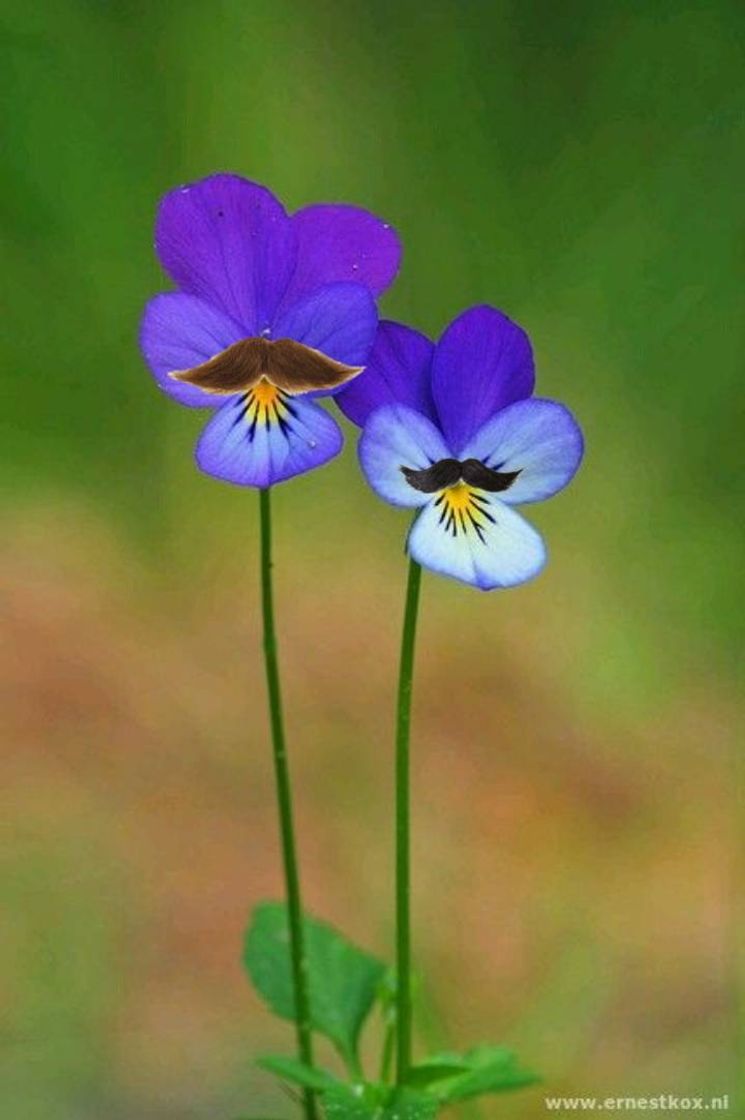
top-left (379, 1017), bottom-right (396, 1084)
top-left (395, 558), bottom-right (423, 1084)
top-left (258, 487), bottom-right (317, 1120)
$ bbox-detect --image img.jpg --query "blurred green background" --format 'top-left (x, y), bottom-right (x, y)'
top-left (2, 1), bottom-right (742, 1117)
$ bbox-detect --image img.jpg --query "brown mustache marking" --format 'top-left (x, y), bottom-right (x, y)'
top-left (170, 337), bottom-right (364, 396)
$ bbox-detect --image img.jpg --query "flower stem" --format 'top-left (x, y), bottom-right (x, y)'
top-left (395, 558), bottom-right (422, 1085)
top-left (258, 487), bottom-right (317, 1120)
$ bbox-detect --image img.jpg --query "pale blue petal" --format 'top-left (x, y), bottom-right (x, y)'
top-left (408, 495), bottom-right (546, 590)
top-left (359, 405), bottom-right (451, 509)
top-left (461, 398), bottom-right (584, 505)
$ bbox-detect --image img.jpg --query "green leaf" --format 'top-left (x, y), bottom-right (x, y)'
top-left (404, 1054), bottom-right (473, 1090)
top-left (414, 1045), bottom-right (538, 1103)
top-left (385, 1090), bottom-right (439, 1120)
top-left (244, 902), bottom-right (387, 1066)
top-left (322, 1085), bottom-right (438, 1120)
top-left (321, 1086), bottom-right (376, 1120)
top-left (256, 1054), bottom-right (341, 1092)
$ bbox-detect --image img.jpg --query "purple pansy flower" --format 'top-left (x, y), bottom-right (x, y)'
top-left (337, 306), bottom-right (584, 590)
top-left (140, 173), bottom-right (401, 487)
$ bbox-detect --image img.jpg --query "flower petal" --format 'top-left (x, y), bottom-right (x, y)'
top-left (140, 292), bottom-right (245, 407)
top-left (461, 398), bottom-right (584, 505)
top-left (408, 495), bottom-right (546, 590)
top-left (358, 404), bottom-right (451, 509)
top-left (280, 204), bottom-right (401, 312)
top-left (273, 282), bottom-right (378, 375)
top-left (336, 320), bottom-right (436, 428)
top-left (195, 392), bottom-right (343, 488)
top-left (155, 173), bottom-right (296, 332)
top-left (431, 305), bottom-right (535, 454)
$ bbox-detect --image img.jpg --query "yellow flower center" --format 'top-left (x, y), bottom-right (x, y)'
top-left (244, 377), bottom-right (289, 430)
top-left (251, 377), bottom-right (281, 407)
top-left (436, 482), bottom-right (493, 541)
top-left (443, 481), bottom-right (473, 511)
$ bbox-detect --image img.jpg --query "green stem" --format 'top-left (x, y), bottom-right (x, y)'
top-left (379, 1016), bottom-right (396, 1084)
top-left (258, 487), bottom-right (318, 1120)
top-left (395, 558), bottom-right (423, 1084)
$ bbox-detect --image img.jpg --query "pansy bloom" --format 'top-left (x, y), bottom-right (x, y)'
top-left (338, 306), bottom-right (583, 590)
top-left (140, 173), bottom-right (400, 487)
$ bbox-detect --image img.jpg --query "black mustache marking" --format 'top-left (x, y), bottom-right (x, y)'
top-left (401, 457), bottom-right (521, 493)
top-left (401, 458), bottom-right (462, 492)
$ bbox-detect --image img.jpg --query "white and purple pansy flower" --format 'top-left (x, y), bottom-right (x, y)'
top-left (337, 306), bottom-right (584, 590)
top-left (140, 173), bottom-right (401, 487)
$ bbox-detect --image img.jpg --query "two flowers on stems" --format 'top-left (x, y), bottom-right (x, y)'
top-left (140, 173), bottom-right (584, 1119)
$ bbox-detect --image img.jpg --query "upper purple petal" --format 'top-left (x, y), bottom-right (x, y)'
top-left (278, 204), bottom-right (401, 313)
top-left (336, 320), bottom-right (437, 429)
top-left (431, 305), bottom-right (535, 454)
top-left (139, 292), bottom-right (245, 407)
top-left (155, 173), bottom-right (296, 334)
top-left (273, 282), bottom-right (378, 378)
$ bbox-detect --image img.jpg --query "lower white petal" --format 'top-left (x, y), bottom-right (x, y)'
top-left (408, 490), bottom-right (546, 590)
